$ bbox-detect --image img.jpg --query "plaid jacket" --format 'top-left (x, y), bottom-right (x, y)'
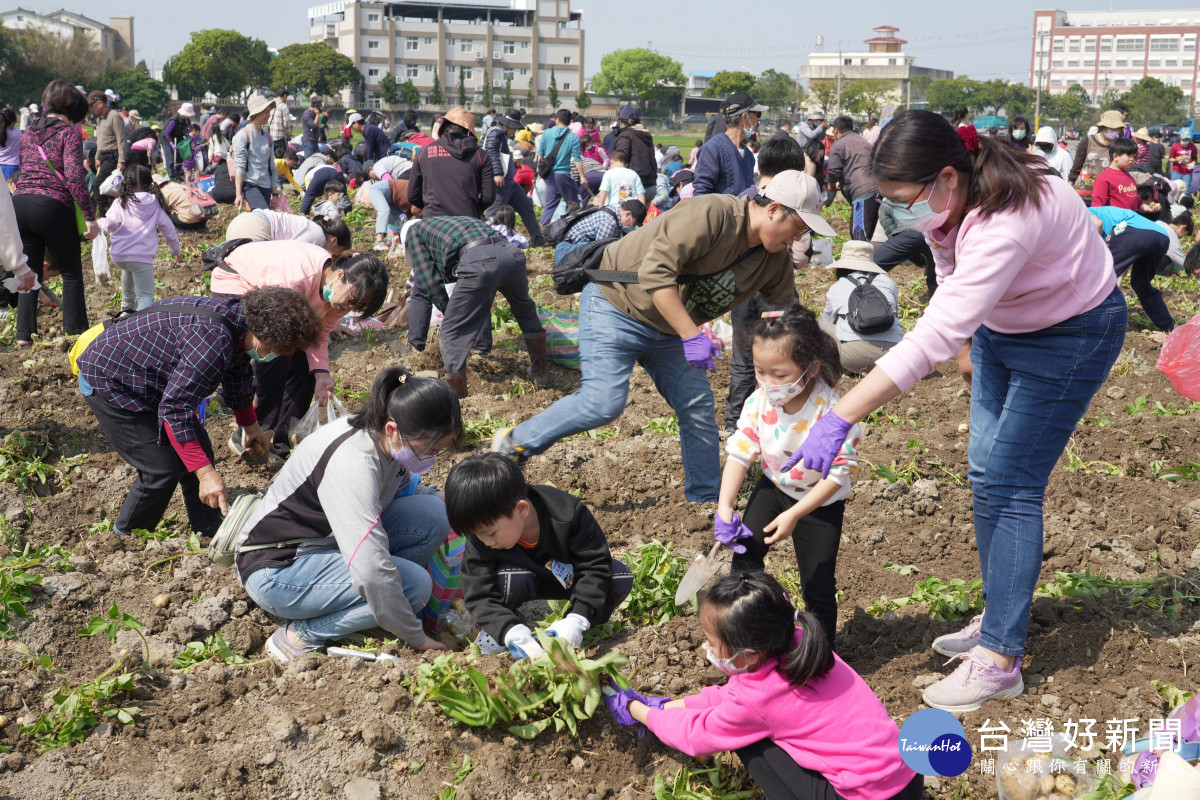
top-left (563, 207), bottom-right (620, 244)
top-left (78, 297), bottom-right (253, 445)
top-left (404, 216), bottom-right (498, 311)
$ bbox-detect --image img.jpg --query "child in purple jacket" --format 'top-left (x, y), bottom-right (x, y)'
top-left (98, 165), bottom-right (182, 312)
top-left (607, 572), bottom-right (923, 800)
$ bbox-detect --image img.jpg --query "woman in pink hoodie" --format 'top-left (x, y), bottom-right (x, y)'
top-left (608, 572), bottom-right (922, 800)
top-left (99, 165), bottom-right (182, 312)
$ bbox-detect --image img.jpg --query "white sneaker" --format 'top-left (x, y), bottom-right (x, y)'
top-left (931, 613), bottom-right (983, 657)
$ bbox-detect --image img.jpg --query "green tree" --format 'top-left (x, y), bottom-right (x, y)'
top-left (1045, 84), bottom-right (1091, 128)
top-left (548, 68), bottom-right (559, 109)
top-left (576, 88), bottom-right (591, 111)
top-left (753, 69), bottom-right (803, 114)
top-left (924, 77), bottom-right (986, 113)
top-left (104, 64), bottom-right (170, 118)
top-left (503, 77), bottom-right (515, 108)
top-left (10, 28), bottom-right (109, 90)
top-left (428, 73), bottom-right (443, 106)
top-left (807, 79), bottom-right (839, 114)
top-left (1120, 77), bottom-right (1188, 124)
top-left (456, 66), bottom-right (467, 107)
top-left (400, 80), bottom-right (421, 108)
top-left (525, 76), bottom-right (536, 108)
top-left (482, 66), bottom-right (493, 108)
top-left (269, 42), bottom-right (360, 97)
top-left (163, 29), bottom-right (270, 100)
top-left (704, 70), bottom-right (755, 99)
top-left (843, 78), bottom-right (895, 117)
top-left (0, 27), bottom-right (51, 106)
top-left (379, 72), bottom-right (399, 107)
top-left (590, 48), bottom-right (685, 108)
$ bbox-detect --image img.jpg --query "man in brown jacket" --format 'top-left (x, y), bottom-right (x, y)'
top-left (87, 90), bottom-right (128, 214)
top-left (492, 171), bottom-right (833, 503)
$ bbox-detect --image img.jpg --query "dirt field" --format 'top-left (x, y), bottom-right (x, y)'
top-left (0, 199), bottom-right (1196, 800)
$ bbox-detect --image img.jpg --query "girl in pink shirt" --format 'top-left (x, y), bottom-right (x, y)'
top-left (607, 572), bottom-right (922, 800)
top-left (785, 111), bottom-right (1126, 714)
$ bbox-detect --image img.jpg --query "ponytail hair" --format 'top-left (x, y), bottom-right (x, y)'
top-left (752, 305), bottom-right (842, 388)
top-left (349, 366), bottom-right (463, 443)
top-left (0, 108), bottom-right (15, 147)
top-left (702, 571), bottom-right (833, 688)
top-left (870, 110), bottom-right (1055, 220)
top-left (313, 214), bottom-right (352, 251)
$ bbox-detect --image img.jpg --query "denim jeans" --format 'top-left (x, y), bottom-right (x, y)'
top-left (302, 139), bottom-right (318, 158)
top-left (540, 172), bottom-right (580, 225)
top-left (554, 240), bottom-right (589, 263)
top-left (368, 179), bottom-right (398, 235)
top-left (968, 285), bottom-right (1126, 656)
top-left (243, 493), bottom-right (448, 643)
top-left (511, 282), bottom-right (721, 502)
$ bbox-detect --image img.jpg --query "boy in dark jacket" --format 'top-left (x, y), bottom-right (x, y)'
top-left (407, 106), bottom-right (495, 218)
top-left (614, 106), bottom-right (657, 197)
top-left (445, 453), bottom-right (632, 660)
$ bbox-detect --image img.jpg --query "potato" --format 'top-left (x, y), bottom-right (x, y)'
top-left (152, 594), bottom-right (170, 608)
top-left (999, 767), bottom-right (1042, 800)
top-left (1040, 775), bottom-right (1056, 793)
top-left (1054, 774), bottom-right (1077, 795)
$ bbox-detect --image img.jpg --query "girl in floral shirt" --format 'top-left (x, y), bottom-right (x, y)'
top-left (716, 306), bottom-right (861, 647)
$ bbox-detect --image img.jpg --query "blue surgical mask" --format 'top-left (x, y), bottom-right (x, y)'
top-left (247, 347), bottom-right (277, 363)
top-left (705, 642), bottom-right (751, 675)
top-left (391, 444), bottom-right (436, 475)
top-left (1012, 129), bottom-right (1026, 141)
top-left (890, 180), bottom-right (954, 234)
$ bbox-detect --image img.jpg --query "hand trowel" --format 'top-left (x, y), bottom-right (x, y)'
top-left (674, 542), bottom-right (724, 606)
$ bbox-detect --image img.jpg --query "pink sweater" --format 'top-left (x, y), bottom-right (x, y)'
top-left (98, 193), bottom-right (180, 264)
top-left (257, 210), bottom-right (327, 246)
top-left (645, 630), bottom-right (916, 800)
top-left (210, 240), bottom-right (340, 372)
top-left (876, 173), bottom-right (1116, 391)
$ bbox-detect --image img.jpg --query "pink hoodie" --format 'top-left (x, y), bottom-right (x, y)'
top-left (645, 630), bottom-right (916, 800)
top-left (98, 192), bottom-right (180, 264)
top-left (875, 174), bottom-right (1116, 391)
top-left (210, 240), bottom-right (341, 372)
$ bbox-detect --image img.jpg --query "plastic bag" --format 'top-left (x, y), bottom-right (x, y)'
top-left (421, 534), bottom-right (466, 636)
top-left (1157, 312), bottom-right (1200, 401)
top-left (288, 396), bottom-right (349, 449)
top-left (99, 171), bottom-right (123, 198)
top-left (90, 232), bottom-right (112, 286)
top-left (995, 734), bottom-right (1100, 800)
top-left (536, 306), bottom-right (581, 369)
top-left (810, 237), bottom-right (834, 267)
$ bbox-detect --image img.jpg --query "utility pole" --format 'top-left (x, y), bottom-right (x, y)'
top-left (1033, 28), bottom-right (1047, 129)
top-left (835, 47), bottom-right (842, 114)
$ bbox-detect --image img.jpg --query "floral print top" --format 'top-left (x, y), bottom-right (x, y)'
top-left (725, 379), bottom-right (862, 504)
top-left (15, 119), bottom-right (95, 221)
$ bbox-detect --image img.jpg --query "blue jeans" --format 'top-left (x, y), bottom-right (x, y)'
top-left (243, 493), bottom-right (448, 643)
top-left (511, 282), bottom-right (721, 502)
top-left (554, 240), bottom-right (588, 263)
top-left (368, 179), bottom-right (399, 235)
top-left (968, 286), bottom-right (1126, 656)
top-left (302, 139), bottom-right (318, 158)
top-left (540, 172), bottom-right (580, 225)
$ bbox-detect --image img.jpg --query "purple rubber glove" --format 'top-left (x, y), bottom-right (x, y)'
top-left (604, 685), bottom-right (671, 729)
top-left (682, 332), bottom-right (723, 371)
top-left (714, 512), bottom-right (754, 554)
top-left (782, 411), bottom-right (852, 478)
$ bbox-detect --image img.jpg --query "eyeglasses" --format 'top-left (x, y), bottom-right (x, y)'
top-left (401, 436), bottom-right (442, 459)
top-left (875, 179), bottom-right (936, 210)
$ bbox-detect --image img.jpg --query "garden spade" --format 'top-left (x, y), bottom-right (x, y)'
top-left (674, 542), bottom-right (724, 606)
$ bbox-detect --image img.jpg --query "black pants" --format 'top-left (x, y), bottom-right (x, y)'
top-left (253, 349), bottom-right (315, 457)
top-left (407, 284), bottom-right (496, 355)
top-left (84, 392), bottom-right (222, 537)
top-left (737, 740), bottom-right (925, 800)
top-left (873, 230), bottom-right (937, 296)
top-left (1108, 227), bottom-right (1175, 332)
top-left (495, 559), bottom-right (632, 622)
top-left (13, 194), bottom-right (89, 340)
top-left (91, 149), bottom-right (120, 216)
top-left (437, 243), bottom-right (544, 375)
top-left (170, 213), bottom-right (209, 231)
top-left (731, 476), bottom-right (844, 647)
top-left (486, 181), bottom-right (547, 246)
top-left (726, 292), bottom-right (797, 431)
top-left (300, 169), bottom-right (338, 214)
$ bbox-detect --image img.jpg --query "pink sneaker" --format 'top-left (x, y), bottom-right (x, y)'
top-left (922, 647), bottom-right (1023, 713)
top-left (931, 613), bottom-right (983, 657)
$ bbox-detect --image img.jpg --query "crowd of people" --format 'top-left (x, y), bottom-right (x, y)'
top-left (1, 76), bottom-right (1195, 800)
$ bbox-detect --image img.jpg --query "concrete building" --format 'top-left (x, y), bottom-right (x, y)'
top-left (801, 25), bottom-right (953, 108)
top-left (308, 0), bottom-right (585, 111)
top-left (1031, 8), bottom-right (1200, 111)
top-left (0, 8), bottom-right (134, 68)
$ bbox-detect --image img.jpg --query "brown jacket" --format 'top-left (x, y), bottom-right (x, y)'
top-left (388, 178), bottom-right (416, 215)
top-left (1069, 133), bottom-right (1113, 184)
top-left (93, 109), bottom-right (129, 160)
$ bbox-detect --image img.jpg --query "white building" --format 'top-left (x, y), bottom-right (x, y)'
top-left (309, 0), bottom-right (585, 111)
top-left (0, 8), bottom-right (134, 69)
top-left (801, 25), bottom-right (953, 108)
top-left (1031, 8), bottom-right (1200, 110)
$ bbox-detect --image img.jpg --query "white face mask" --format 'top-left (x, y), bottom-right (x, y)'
top-left (1012, 129), bottom-right (1026, 141)
top-left (758, 369), bottom-right (812, 408)
top-left (705, 642), bottom-right (751, 675)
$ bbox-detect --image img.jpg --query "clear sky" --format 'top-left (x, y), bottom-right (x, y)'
top-left (29, 0), bottom-right (1200, 85)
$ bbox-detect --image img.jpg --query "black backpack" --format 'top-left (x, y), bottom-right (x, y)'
top-left (551, 238), bottom-right (628, 294)
top-left (841, 273), bottom-right (895, 335)
top-left (542, 206), bottom-right (619, 246)
top-left (536, 132), bottom-right (566, 179)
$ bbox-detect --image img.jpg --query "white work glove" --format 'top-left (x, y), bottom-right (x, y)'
top-left (503, 624), bottom-right (546, 660)
top-left (545, 613), bottom-right (590, 649)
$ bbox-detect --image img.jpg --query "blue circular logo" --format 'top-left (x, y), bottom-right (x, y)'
top-left (898, 709), bottom-right (973, 776)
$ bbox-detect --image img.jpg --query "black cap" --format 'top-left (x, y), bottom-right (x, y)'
top-left (669, 169), bottom-right (695, 188)
top-left (620, 198), bottom-right (647, 225)
top-left (721, 92), bottom-right (768, 116)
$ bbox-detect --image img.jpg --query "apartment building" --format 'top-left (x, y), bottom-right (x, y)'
top-left (1031, 8), bottom-right (1200, 110)
top-left (308, 0), bottom-right (585, 111)
top-left (0, 8), bottom-right (135, 68)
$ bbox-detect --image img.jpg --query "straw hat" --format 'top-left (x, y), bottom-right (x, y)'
top-left (826, 240), bottom-right (885, 273)
top-left (1098, 109), bottom-right (1124, 129)
top-left (1132, 127), bottom-right (1152, 142)
top-left (442, 106), bottom-right (476, 131)
top-left (245, 95), bottom-right (276, 119)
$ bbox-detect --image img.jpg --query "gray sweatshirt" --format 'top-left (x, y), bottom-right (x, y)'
top-left (235, 418), bottom-right (434, 645)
